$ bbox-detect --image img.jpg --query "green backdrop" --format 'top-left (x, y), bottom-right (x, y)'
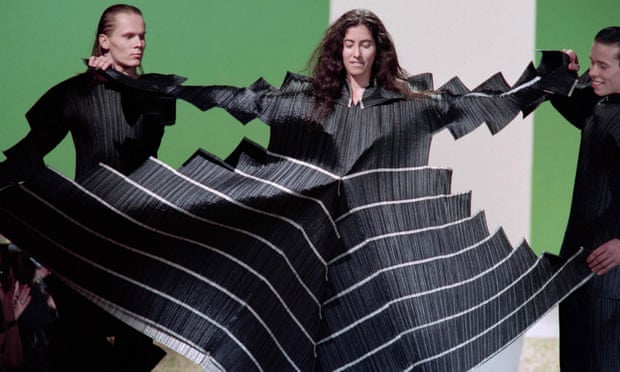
top-left (0, 0), bottom-right (329, 174)
top-left (532, 0), bottom-right (618, 253)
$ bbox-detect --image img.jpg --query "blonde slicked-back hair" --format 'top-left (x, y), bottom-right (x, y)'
top-left (89, 4), bottom-right (144, 72)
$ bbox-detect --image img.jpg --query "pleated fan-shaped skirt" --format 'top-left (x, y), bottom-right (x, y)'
top-left (0, 138), bottom-right (591, 371)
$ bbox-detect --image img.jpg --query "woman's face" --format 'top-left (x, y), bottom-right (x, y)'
top-left (99, 12), bottom-right (146, 75)
top-left (342, 24), bottom-right (376, 86)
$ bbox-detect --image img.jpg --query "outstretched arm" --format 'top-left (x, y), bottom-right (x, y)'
top-left (98, 68), bottom-right (273, 124)
top-left (175, 72), bottom-right (314, 126)
top-left (97, 68), bottom-right (315, 127)
top-left (174, 82), bottom-right (264, 124)
top-left (432, 51), bottom-right (578, 139)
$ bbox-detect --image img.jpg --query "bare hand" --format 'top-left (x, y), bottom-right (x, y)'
top-left (88, 55), bottom-right (114, 71)
top-left (562, 49), bottom-right (580, 72)
top-left (12, 282), bottom-right (31, 320)
top-left (0, 273), bottom-right (31, 322)
top-left (587, 238), bottom-right (620, 275)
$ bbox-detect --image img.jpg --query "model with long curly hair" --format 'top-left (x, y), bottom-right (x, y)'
top-left (309, 9), bottom-right (410, 122)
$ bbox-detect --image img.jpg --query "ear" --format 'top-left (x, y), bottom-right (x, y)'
top-left (98, 34), bottom-right (110, 52)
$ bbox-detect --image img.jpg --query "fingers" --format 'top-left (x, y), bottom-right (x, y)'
top-left (587, 249), bottom-right (608, 275)
top-left (589, 259), bottom-right (616, 275)
top-left (561, 49), bottom-right (577, 62)
top-left (561, 49), bottom-right (580, 72)
top-left (11, 277), bottom-right (18, 298)
top-left (47, 295), bottom-right (57, 311)
top-left (587, 241), bottom-right (620, 275)
top-left (16, 282), bottom-right (30, 299)
top-left (12, 283), bottom-right (31, 319)
top-left (88, 55), bottom-right (114, 71)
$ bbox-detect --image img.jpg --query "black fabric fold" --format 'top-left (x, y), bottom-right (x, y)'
top-left (0, 57), bottom-right (590, 371)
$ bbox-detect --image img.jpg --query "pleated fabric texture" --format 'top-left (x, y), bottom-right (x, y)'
top-left (552, 74), bottom-right (620, 371)
top-left (0, 61), bottom-right (593, 371)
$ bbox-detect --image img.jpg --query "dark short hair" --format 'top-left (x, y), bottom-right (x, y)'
top-left (594, 26), bottom-right (620, 64)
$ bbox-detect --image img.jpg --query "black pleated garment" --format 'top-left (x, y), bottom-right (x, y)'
top-left (0, 61), bottom-right (593, 371)
top-left (552, 75), bottom-right (620, 371)
top-left (1, 71), bottom-right (177, 182)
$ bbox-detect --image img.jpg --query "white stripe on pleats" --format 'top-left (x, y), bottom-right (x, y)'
top-left (333, 248), bottom-right (592, 371)
top-left (342, 166), bottom-right (450, 181)
top-left (265, 149), bottom-right (341, 180)
top-left (233, 167), bottom-right (340, 237)
top-left (104, 161), bottom-right (322, 307)
top-left (0, 189), bottom-right (269, 370)
top-left (409, 248), bottom-right (593, 371)
top-left (97, 165), bottom-right (319, 344)
top-left (266, 150), bottom-right (452, 182)
top-left (53, 270), bottom-right (225, 370)
top-left (149, 159), bottom-right (328, 267)
top-left (322, 222), bottom-right (493, 305)
top-left (321, 227), bottom-right (513, 344)
top-left (335, 192), bottom-right (462, 223)
top-left (13, 169), bottom-right (312, 370)
top-left (328, 213), bottom-right (482, 265)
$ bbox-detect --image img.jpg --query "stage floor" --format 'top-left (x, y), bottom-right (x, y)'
top-left (151, 309), bottom-right (561, 371)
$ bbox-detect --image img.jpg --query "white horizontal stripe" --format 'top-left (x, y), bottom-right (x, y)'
top-left (104, 162), bottom-right (321, 307)
top-left (265, 149), bottom-right (340, 179)
top-left (265, 151), bottom-right (451, 182)
top-left (57, 272), bottom-right (225, 370)
top-left (463, 76), bottom-right (540, 99)
top-left (322, 228), bottom-right (511, 345)
top-left (342, 166), bottom-right (450, 181)
top-left (322, 226), bottom-right (492, 306)
top-left (0, 197), bottom-right (269, 370)
top-left (407, 247), bottom-right (591, 371)
top-left (328, 213), bottom-right (481, 265)
top-left (233, 167), bottom-right (340, 238)
top-left (148, 159), bottom-right (327, 267)
top-left (80, 167), bottom-right (319, 344)
top-left (335, 192), bottom-right (466, 223)
top-left (15, 173), bottom-right (310, 368)
top-left (335, 247), bottom-right (589, 371)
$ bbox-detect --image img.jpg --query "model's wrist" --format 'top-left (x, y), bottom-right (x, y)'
top-left (2, 319), bottom-right (18, 331)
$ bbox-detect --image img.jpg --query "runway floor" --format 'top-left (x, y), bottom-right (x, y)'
top-left (151, 308), bottom-right (561, 371)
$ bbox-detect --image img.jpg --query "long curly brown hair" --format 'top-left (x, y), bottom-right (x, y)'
top-left (307, 9), bottom-right (409, 122)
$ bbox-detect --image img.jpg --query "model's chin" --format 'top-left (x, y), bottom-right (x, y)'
top-left (347, 70), bottom-right (370, 79)
top-left (592, 86), bottom-right (606, 96)
top-left (126, 58), bottom-right (142, 66)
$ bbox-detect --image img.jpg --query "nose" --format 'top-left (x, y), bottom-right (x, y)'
top-left (133, 36), bottom-right (145, 49)
top-left (589, 64), bottom-right (598, 78)
top-left (352, 45), bottom-right (361, 58)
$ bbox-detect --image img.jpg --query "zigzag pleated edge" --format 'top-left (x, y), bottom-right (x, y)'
top-left (469, 248), bottom-right (594, 370)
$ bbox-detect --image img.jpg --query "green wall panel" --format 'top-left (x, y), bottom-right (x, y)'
top-left (532, 0), bottom-right (618, 253)
top-left (0, 1), bottom-right (329, 175)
